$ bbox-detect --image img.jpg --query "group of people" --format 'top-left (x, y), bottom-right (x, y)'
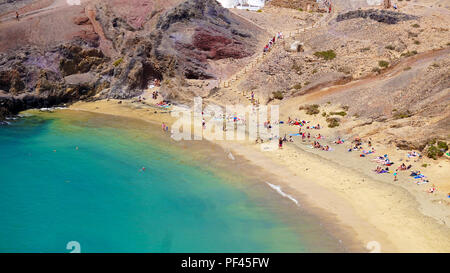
top-left (352, 138), bottom-right (438, 193)
top-left (161, 122), bottom-right (169, 132)
top-left (323, 0), bottom-right (332, 13)
top-left (263, 32), bottom-right (283, 53)
top-left (280, 118), bottom-right (443, 196)
top-left (151, 90), bottom-right (159, 100)
top-left (312, 141), bottom-right (330, 151)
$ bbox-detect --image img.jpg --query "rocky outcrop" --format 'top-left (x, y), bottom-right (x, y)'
top-left (336, 9), bottom-right (418, 24)
top-left (94, 0), bottom-right (261, 98)
top-left (0, 0), bottom-right (262, 117)
top-left (0, 43), bottom-right (110, 117)
top-left (150, 0), bottom-right (259, 80)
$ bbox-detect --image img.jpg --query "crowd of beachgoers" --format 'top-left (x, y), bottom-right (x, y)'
top-left (277, 116), bottom-right (444, 196)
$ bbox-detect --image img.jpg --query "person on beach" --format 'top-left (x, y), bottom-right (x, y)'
top-left (279, 138), bottom-right (283, 149)
top-left (162, 122), bottom-right (166, 131)
top-left (16, 11), bottom-right (20, 21)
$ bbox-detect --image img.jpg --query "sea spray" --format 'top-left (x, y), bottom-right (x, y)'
top-left (266, 182), bottom-right (300, 206)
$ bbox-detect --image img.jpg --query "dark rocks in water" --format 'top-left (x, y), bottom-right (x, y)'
top-left (336, 9), bottom-right (418, 24)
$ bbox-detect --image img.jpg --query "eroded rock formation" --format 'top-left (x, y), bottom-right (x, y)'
top-left (0, 0), bottom-right (261, 116)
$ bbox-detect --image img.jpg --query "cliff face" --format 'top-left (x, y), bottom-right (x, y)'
top-left (0, 0), bottom-right (261, 118)
top-left (152, 0), bottom-right (257, 80)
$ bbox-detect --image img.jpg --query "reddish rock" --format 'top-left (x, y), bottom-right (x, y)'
top-left (73, 16), bottom-right (91, 25)
top-left (73, 30), bottom-right (100, 47)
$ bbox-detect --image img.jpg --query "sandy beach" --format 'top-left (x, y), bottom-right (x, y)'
top-left (67, 98), bottom-right (450, 252)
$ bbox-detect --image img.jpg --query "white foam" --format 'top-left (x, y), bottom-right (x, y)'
top-left (266, 182), bottom-right (299, 206)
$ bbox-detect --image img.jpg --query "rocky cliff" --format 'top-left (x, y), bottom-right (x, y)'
top-left (0, 0), bottom-right (262, 118)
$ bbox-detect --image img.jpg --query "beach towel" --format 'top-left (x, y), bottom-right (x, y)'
top-left (413, 175), bottom-right (425, 179)
top-left (289, 133), bottom-right (301, 136)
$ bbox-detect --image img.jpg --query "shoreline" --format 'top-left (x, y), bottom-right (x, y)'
top-left (64, 99), bottom-right (450, 252)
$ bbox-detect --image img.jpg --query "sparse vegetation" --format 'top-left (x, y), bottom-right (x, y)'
top-left (437, 141), bottom-right (449, 151)
top-left (378, 60), bottom-right (389, 68)
top-left (113, 58), bottom-right (123, 67)
top-left (427, 145), bottom-right (442, 160)
top-left (330, 111), bottom-right (347, 116)
top-left (422, 163), bottom-right (427, 168)
top-left (322, 112), bottom-right (327, 117)
top-left (404, 66), bottom-right (412, 71)
top-left (256, 9), bottom-right (262, 13)
top-left (385, 45), bottom-right (395, 50)
top-left (299, 104), bottom-right (320, 115)
top-left (272, 91), bottom-right (284, 100)
top-left (393, 110), bottom-right (412, 119)
top-left (360, 47), bottom-right (371, 52)
top-left (292, 83), bottom-right (302, 90)
top-left (304, 81), bottom-right (310, 86)
top-left (326, 117), bottom-right (340, 128)
top-left (431, 63), bottom-right (440, 68)
top-left (401, 50), bottom-right (418, 57)
top-left (314, 50), bottom-right (336, 60)
top-left (414, 40), bottom-right (421, 45)
top-left (412, 23), bottom-right (420, 28)
top-left (341, 105), bottom-right (349, 111)
top-left (312, 69), bottom-right (318, 74)
top-left (298, 8), bottom-right (303, 11)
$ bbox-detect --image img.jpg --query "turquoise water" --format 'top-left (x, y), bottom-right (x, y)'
top-left (0, 111), bottom-right (343, 253)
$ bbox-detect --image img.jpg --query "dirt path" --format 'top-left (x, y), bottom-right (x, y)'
top-left (210, 8), bottom-right (335, 106)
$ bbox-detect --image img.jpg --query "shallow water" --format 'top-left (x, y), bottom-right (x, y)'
top-left (0, 110), bottom-right (344, 253)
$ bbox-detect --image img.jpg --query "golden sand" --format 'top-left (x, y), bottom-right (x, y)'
top-left (69, 99), bottom-right (450, 252)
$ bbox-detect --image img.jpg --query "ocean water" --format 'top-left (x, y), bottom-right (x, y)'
top-left (0, 110), bottom-right (344, 253)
